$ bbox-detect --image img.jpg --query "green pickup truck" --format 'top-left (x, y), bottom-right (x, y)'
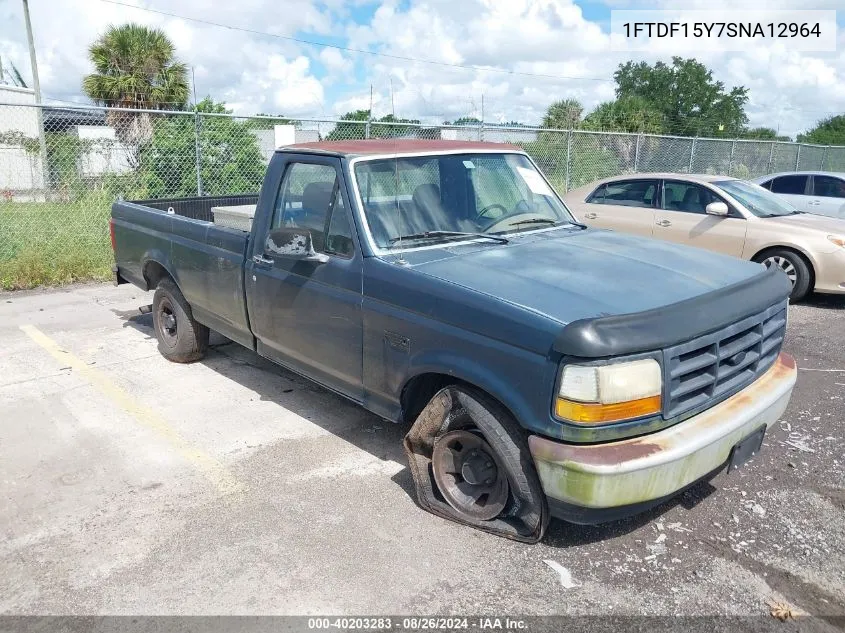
top-left (111, 140), bottom-right (797, 542)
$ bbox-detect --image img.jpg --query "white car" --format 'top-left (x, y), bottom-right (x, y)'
top-left (753, 171), bottom-right (845, 219)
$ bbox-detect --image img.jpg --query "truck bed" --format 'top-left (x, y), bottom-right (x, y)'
top-left (111, 195), bottom-right (257, 349)
top-left (131, 194), bottom-right (259, 223)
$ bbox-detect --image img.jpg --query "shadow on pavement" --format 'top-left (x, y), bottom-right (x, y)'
top-left (112, 306), bottom-right (717, 548)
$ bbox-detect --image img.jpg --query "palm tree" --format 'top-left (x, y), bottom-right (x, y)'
top-left (82, 24), bottom-right (189, 144)
top-left (542, 99), bottom-right (584, 130)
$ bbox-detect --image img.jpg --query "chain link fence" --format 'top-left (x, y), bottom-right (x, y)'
top-left (1, 102), bottom-right (844, 288)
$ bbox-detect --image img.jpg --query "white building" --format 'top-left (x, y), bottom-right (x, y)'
top-left (0, 85), bottom-right (44, 198)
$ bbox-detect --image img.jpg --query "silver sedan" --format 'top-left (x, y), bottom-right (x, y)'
top-left (752, 171), bottom-right (845, 219)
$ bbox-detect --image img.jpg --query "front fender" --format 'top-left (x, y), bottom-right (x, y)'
top-left (402, 347), bottom-right (555, 435)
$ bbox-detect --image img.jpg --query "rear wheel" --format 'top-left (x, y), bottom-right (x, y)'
top-left (152, 278), bottom-right (209, 363)
top-left (754, 249), bottom-right (811, 302)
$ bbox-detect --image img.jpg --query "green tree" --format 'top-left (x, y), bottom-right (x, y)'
top-left (325, 110), bottom-right (370, 141)
top-left (740, 127), bottom-right (791, 141)
top-left (371, 113), bottom-right (421, 138)
top-left (248, 113), bottom-right (294, 131)
top-left (445, 116), bottom-right (482, 126)
top-left (797, 115), bottom-right (845, 145)
top-left (582, 96), bottom-right (664, 134)
top-left (326, 110), bottom-right (420, 141)
top-left (614, 57), bottom-right (748, 137)
top-left (140, 98), bottom-right (265, 197)
top-left (541, 99), bottom-right (583, 130)
top-left (82, 24), bottom-right (189, 144)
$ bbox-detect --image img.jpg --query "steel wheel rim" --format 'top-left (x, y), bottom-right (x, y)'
top-left (763, 256), bottom-right (797, 285)
top-left (431, 430), bottom-right (509, 521)
top-left (157, 299), bottom-right (178, 345)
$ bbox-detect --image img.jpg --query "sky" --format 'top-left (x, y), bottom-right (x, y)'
top-left (0, 0), bottom-right (843, 138)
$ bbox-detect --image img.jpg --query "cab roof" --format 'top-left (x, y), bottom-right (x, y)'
top-left (277, 139), bottom-right (520, 158)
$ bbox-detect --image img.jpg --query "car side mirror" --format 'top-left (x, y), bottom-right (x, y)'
top-left (705, 201), bottom-right (729, 216)
top-left (265, 227), bottom-right (329, 263)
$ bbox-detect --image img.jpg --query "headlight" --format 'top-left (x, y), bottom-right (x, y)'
top-left (827, 235), bottom-right (845, 248)
top-left (555, 358), bottom-right (662, 424)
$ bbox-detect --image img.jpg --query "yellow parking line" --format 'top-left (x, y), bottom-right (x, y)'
top-left (20, 324), bottom-right (244, 496)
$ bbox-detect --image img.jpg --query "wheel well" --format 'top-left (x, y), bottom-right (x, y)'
top-left (752, 246), bottom-right (815, 288)
top-left (399, 372), bottom-right (516, 426)
top-left (143, 260), bottom-right (173, 291)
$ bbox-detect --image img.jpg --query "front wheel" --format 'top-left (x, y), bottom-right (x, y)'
top-left (754, 249), bottom-right (811, 302)
top-left (403, 385), bottom-right (549, 542)
top-left (152, 278), bottom-right (209, 363)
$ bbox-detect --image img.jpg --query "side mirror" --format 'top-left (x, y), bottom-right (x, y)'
top-left (265, 227), bottom-right (329, 263)
top-left (705, 201), bottom-right (729, 216)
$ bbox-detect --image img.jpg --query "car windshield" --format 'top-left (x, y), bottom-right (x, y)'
top-left (714, 179), bottom-right (800, 218)
top-left (353, 152), bottom-right (575, 249)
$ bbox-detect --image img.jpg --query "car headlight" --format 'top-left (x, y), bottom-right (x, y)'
top-left (555, 358), bottom-right (662, 424)
top-left (827, 235), bottom-right (845, 248)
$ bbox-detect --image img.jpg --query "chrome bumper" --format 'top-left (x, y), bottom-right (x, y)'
top-left (529, 353), bottom-right (797, 517)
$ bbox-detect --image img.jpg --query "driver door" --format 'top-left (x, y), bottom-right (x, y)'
top-left (245, 156), bottom-right (364, 401)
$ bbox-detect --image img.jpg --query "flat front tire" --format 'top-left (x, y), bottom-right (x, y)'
top-left (404, 385), bottom-right (549, 542)
top-left (152, 278), bottom-right (209, 363)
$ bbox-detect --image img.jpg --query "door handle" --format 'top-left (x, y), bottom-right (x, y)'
top-left (583, 212), bottom-right (598, 220)
top-left (252, 254), bottom-right (274, 267)
top-left (808, 200), bottom-right (820, 206)
top-left (656, 219), bottom-right (672, 227)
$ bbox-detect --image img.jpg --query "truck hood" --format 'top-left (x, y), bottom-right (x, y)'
top-left (404, 228), bottom-right (765, 325)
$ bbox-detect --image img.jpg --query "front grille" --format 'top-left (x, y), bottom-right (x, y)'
top-left (663, 301), bottom-right (787, 419)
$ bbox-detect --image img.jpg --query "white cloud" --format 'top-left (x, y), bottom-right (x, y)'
top-left (0, 0), bottom-right (841, 137)
top-left (319, 47), bottom-right (353, 79)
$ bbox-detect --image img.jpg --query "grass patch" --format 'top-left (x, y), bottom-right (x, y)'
top-left (0, 194), bottom-right (114, 290)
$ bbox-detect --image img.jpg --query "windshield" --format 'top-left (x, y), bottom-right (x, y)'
top-left (713, 179), bottom-right (800, 218)
top-left (353, 153), bottom-right (575, 249)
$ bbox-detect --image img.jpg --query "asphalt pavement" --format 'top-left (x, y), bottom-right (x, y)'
top-left (0, 283), bottom-right (843, 620)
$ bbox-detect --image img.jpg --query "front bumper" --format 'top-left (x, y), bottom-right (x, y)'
top-left (812, 247), bottom-right (845, 295)
top-left (528, 352), bottom-right (797, 524)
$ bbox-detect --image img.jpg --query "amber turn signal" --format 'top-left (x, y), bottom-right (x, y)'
top-left (554, 394), bottom-right (661, 424)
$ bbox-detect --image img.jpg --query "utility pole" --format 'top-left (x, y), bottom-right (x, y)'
top-left (365, 84), bottom-right (372, 139)
top-left (191, 66), bottom-right (203, 196)
top-left (480, 93), bottom-right (484, 141)
top-left (22, 0), bottom-right (49, 197)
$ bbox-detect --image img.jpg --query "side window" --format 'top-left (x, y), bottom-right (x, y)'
top-left (662, 182), bottom-right (721, 215)
top-left (813, 175), bottom-right (845, 198)
top-left (770, 175), bottom-right (808, 195)
top-left (586, 184), bottom-right (606, 204)
top-left (758, 179), bottom-right (773, 190)
top-left (325, 189), bottom-right (354, 257)
top-left (600, 180), bottom-right (657, 208)
top-left (271, 162), bottom-right (354, 257)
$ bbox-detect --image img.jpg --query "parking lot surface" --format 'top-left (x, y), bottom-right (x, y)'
top-left (1, 283), bottom-right (843, 618)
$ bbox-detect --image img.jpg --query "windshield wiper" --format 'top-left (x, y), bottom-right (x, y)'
top-left (388, 230), bottom-right (509, 245)
top-left (507, 218), bottom-right (560, 227)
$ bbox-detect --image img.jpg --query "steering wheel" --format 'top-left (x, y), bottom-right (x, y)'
top-left (474, 204), bottom-right (508, 223)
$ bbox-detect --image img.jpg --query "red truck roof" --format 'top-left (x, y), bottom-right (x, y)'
top-left (280, 139), bottom-right (520, 157)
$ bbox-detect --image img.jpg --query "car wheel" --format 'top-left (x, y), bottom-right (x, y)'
top-left (152, 278), bottom-right (209, 363)
top-left (755, 249), bottom-right (811, 302)
top-left (403, 385), bottom-right (549, 542)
